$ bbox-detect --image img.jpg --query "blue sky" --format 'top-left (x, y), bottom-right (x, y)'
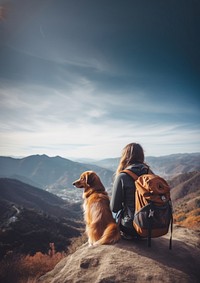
top-left (0, 0), bottom-right (199, 160)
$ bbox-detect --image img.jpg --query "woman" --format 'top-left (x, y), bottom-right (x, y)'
top-left (110, 142), bottom-right (152, 239)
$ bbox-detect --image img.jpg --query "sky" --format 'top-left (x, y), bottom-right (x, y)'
top-left (0, 0), bottom-right (200, 160)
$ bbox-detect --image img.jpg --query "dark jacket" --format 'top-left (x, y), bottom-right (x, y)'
top-left (110, 163), bottom-right (149, 231)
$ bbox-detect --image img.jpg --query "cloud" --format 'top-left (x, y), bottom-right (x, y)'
top-left (0, 79), bottom-right (199, 127)
top-left (0, 1), bottom-right (199, 159)
top-left (1, 114), bottom-right (199, 159)
top-left (0, 80), bottom-right (199, 159)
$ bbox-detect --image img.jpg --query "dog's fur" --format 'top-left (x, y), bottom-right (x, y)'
top-left (73, 171), bottom-right (121, 246)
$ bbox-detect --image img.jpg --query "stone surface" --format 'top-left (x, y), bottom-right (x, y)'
top-left (39, 226), bottom-right (200, 283)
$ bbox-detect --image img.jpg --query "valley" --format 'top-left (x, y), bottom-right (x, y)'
top-left (0, 152), bottom-right (199, 260)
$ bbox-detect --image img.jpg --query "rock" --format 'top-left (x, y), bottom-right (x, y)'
top-left (39, 226), bottom-right (200, 283)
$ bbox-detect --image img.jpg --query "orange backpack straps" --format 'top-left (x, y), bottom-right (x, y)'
top-left (121, 169), bottom-right (148, 212)
top-left (121, 169), bottom-right (138, 181)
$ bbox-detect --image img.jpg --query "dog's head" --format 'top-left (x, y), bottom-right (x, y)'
top-left (72, 171), bottom-right (105, 192)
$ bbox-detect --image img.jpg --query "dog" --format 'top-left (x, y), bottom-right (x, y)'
top-left (73, 171), bottom-right (121, 246)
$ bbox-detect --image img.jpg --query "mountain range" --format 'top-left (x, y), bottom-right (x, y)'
top-left (93, 152), bottom-right (200, 177)
top-left (0, 152), bottom-right (199, 194)
top-left (0, 155), bottom-right (114, 198)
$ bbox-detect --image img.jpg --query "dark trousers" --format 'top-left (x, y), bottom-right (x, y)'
top-left (120, 223), bottom-right (141, 238)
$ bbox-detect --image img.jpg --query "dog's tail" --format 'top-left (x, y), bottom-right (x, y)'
top-left (95, 222), bottom-right (121, 245)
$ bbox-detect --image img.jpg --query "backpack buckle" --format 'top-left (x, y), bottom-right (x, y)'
top-left (149, 209), bottom-right (154, 218)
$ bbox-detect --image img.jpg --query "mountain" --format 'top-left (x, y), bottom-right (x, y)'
top-left (91, 157), bottom-right (120, 172)
top-left (146, 153), bottom-right (200, 177)
top-left (39, 226), bottom-right (200, 283)
top-left (0, 155), bottom-right (114, 200)
top-left (0, 178), bottom-right (84, 259)
top-left (93, 153), bottom-right (200, 178)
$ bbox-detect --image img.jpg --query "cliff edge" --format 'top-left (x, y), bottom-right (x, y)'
top-left (39, 226), bottom-right (200, 283)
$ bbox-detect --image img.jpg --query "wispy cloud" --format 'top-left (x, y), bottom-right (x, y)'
top-left (0, 79), bottom-right (199, 159)
top-left (0, 1), bottom-right (199, 158)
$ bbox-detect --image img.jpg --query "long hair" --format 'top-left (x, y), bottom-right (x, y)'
top-left (115, 143), bottom-right (145, 176)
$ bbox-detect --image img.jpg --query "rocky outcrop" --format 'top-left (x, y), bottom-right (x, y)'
top-left (39, 226), bottom-right (200, 283)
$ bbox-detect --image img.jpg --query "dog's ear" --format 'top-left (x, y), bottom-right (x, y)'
top-left (87, 171), bottom-right (105, 191)
top-left (83, 172), bottom-right (88, 188)
top-left (86, 171), bottom-right (96, 187)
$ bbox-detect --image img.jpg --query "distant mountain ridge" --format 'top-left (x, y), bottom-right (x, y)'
top-left (146, 153), bottom-right (200, 177)
top-left (93, 152), bottom-right (200, 177)
top-left (0, 154), bottom-right (114, 193)
top-left (0, 153), bottom-right (199, 202)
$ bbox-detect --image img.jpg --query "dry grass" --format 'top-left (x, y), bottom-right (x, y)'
top-left (174, 208), bottom-right (200, 230)
top-left (0, 243), bottom-right (65, 283)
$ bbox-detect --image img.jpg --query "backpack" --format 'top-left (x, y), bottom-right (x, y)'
top-left (121, 169), bottom-right (173, 249)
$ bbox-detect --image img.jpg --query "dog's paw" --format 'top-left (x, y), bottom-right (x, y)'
top-left (89, 244), bottom-right (97, 249)
top-left (92, 241), bottom-right (100, 247)
top-left (88, 240), bottom-right (94, 247)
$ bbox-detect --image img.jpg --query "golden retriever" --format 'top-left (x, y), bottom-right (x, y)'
top-left (73, 171), bottom-right (121, 246)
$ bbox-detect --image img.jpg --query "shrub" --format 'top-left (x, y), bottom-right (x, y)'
top-left (174, 212), bottom-right (186, 223)
top-left (0, 243), bottom-right (66, 283)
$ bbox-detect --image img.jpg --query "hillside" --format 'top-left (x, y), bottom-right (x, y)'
top-left (169, 171), bottom-right (200, 230)
top-left (169, 171), bottom-right (200, 201)
top-left (0, 178), bottom-right (83, 259)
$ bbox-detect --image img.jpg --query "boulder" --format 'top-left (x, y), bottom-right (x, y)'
top-left (39, 226), bottom-right (200, 283)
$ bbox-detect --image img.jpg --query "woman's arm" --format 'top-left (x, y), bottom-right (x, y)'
top-left (110, 174), bottom-right (124, 213)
